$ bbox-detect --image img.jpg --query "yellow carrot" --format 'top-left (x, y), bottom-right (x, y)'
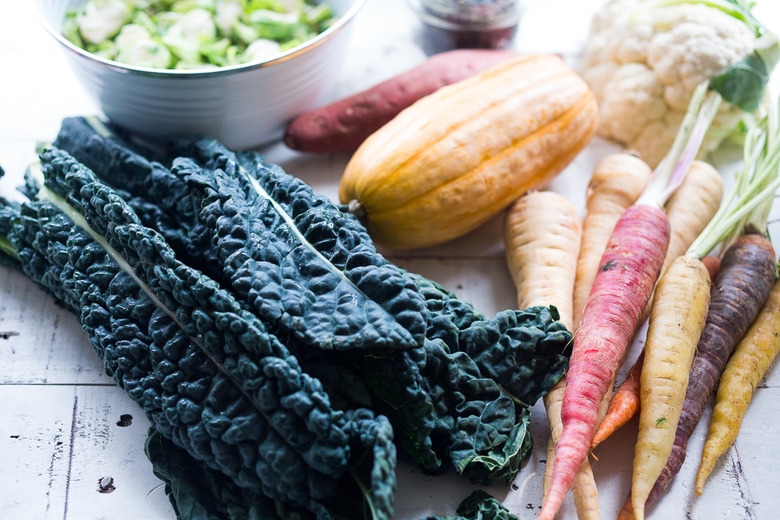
top-left (660, 161), bottom-right (724, 275)
top-left (573, 152), bottom-right (651, 329)
top-left (695, 271), bottom-right (780, 494)
top-left (643, 160), bottom-right (724, 321)
top-left (630, 254), bottom-right (711, 520)
top-left (504, 190), bottom-right (601, 519)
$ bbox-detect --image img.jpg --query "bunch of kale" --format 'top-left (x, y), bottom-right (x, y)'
top-left (0, 117), bottom-right (572, 520)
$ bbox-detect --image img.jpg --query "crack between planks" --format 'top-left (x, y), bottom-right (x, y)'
top-left (730, 444), bottom-right (759, 520)
top-left (62, 394), bottom-right (78, 520)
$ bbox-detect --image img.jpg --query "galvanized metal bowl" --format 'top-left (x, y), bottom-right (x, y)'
top-left (36, 0), bottom-right (366, 149)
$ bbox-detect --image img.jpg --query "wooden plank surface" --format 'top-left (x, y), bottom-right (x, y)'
top-left (2, 1), bottom-right (780, 519)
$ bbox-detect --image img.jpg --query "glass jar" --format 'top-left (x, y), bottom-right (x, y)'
top-left (410, 0), bottom-right (523, 55)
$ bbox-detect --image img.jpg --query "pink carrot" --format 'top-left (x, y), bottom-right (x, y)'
top-left (537, 203), bottom-right (670, 520)
top-left (538, 82), bottom-right (722, 520)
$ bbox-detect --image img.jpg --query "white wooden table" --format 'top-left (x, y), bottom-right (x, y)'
top-left (2, 1), bottom-right (780, 519)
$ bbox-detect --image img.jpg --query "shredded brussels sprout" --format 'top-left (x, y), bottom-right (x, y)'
top-left (62, 0), bottom-right (338, 69)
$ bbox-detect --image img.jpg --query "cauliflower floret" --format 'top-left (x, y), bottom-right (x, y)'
top-left (595, 63), bottom-right (667, 145)
top-left (580, 0), bottom-right (758, 167)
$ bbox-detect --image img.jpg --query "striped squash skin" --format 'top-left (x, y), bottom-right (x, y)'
top-left (339, 54), bottom-right (599, 250)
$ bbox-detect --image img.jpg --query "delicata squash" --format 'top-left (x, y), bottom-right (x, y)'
top-left (339, 54), bottom-right (599, 249)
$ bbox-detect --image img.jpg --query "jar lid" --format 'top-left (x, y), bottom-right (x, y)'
top-left (414, 0), bottom-right (522, 29)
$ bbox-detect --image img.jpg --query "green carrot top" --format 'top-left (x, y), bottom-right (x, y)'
top-left (687, 91), bottom-right (780, 259)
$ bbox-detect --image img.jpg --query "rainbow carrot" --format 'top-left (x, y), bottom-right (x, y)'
top-left (538, 81), bottom-right (723, 520)
top-left (630, 253), bottom-right (712, 520)
top-left (590, 350), bottom-right (642, 450)
top-left (591, 159), bottom-right (724, 449)
top-left (695, 270), bottom-right (780, 494)
top-left (619, 90), bottom-right (780, 518)
top-left (573, 153), bottom-right (651, 329)
top-left (540, 203), bottom-right (670, 519)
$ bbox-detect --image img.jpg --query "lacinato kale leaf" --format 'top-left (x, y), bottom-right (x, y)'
top-left (407, 272), bottom-right (571, 407)
top-left (52, 116), bottom-right (429, 353)
top-left (51, 117), bottom-right (444, 472)
top-left (0, 166), bottom-right (20, 267)
top-left (147, 425), bottom-right (512, 520)
top-left (168, 139), bottom-right (566, 484)
top-left (44, 117), bottom-right (573, 500)
top-left (50, 117), bottom-right (572, 482)
top-left (1, 148), bottom-right (398, 520)
top-left (145, 428), bottom-right (311, 520)
top-left (146, 407), bottom-right (396, 520)
top-left (424, 490), bottom-right (520, 520)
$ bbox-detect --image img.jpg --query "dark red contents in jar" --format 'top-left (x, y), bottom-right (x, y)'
top-left (421, 23), bottom-right (517, 54)
top-left (412, 0), bottom-right (521, 55)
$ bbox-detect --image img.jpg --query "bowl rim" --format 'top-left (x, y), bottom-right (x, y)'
top-left (37, 0), bottom-right (367, 78)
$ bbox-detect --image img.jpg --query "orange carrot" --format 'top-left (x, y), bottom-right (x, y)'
top-left (503, 191), bottom-right (601, 519)
top-left (701, 255), bottom-right (721, 281)
top-left (590, 350), bottom-right (642, 449)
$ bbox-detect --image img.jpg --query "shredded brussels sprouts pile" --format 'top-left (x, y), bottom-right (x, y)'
top-left (62, 0), bottom-right (338, 70)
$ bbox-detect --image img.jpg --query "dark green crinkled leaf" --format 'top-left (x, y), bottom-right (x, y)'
top-left (418, 338), bottom-right (533, 485)
top-left (1, 149), bottom-right (397, 520)
top-left (406, 272), bottom-right (571, 407)
top-left (52, 116), bottom-right (429, 353)
top-left (50, 117), bottom-right (548, 479)
top-left (51, 118), bottom-right (445, 472)
top-left (40, 117), bottom-right (573, 497)
top-left (145, 428), bottom-right (311, 520)
top-left (0, 168), bottom-right (21, 268)
top-left (147, 408), bottom-right (397, 520)
top-left (423, 490), bottom-right (519, 520)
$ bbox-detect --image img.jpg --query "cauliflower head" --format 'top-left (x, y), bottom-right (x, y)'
top-left (580, 0), bottom-right (758, 167)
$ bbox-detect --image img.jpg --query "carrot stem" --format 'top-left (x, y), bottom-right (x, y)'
top-left (637, 83), bottom-right (722, 208)
top-left (688, 94), bottom-right (780, 258)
